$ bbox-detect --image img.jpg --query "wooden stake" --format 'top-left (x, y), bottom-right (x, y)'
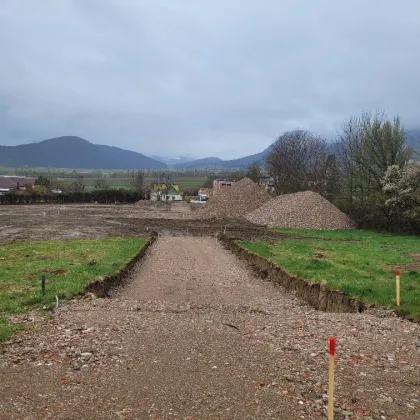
top-left (396, 270), bottom-right (400, 306)
top-left (41, 274), bottom-right (46, 297)
top-left (328, 336), bottom-right (335, 420)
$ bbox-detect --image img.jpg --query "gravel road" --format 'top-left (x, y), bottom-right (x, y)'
top-left (1, 237), bottom-right (419, 419)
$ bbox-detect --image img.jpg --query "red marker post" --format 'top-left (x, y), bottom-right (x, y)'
top-left (396, 270), bottom-right (400, 306)
top-left (328, 337), bottom-right (335, 420)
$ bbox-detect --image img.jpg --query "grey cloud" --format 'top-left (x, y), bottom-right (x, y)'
top-left (0, 0), bottom-right (419, 159)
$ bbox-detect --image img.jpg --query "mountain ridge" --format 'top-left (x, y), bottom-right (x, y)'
top-left (0, 136), bottom-right (167, 169)
top-left (172, 145), bottom-right (274, 168)
top-left (1, 129), bottom-right (418, 170)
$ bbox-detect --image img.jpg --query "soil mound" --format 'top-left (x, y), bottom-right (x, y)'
top-left (246, 191), bottom-right (356, 229)
top-left (195, 178), bottom-right (271, 219)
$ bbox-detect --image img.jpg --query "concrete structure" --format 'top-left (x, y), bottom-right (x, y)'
top-left (212, 179), bottom-right (235, 195)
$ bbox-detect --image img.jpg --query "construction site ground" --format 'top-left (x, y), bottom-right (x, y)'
top-left (0, 203), bottom-right (273, 241)
top-left (0, 204), bottom-right (419, 419)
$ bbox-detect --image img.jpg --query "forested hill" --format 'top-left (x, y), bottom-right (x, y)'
top-left (0, 136), bottom-right (167, 169)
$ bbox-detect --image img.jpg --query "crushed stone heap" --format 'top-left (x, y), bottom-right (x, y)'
top-left (195, 177), bottom-right (271, 219)
top-left (246, 190), bottom-right (356, 230)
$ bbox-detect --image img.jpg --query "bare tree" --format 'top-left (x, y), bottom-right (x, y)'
top-left (68, 174), bottom-right (85, 193)
top-left (94, 178), bottom-right (108, 190)
top-left (129, 170), bottom-right (146, 197)
top-left (246, 161), bottom-right (262, 183)
top-left (265, 130), bottom-right (329, 195)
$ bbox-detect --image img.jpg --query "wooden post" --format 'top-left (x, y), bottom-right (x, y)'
top-left (41, 274), bottom-right (46, 296)
top-left (396, 270), bottom-right (400, 306)
top-left (328, 336), bottom-right (335, 420)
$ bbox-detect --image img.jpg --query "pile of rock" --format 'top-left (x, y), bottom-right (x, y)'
top-left (195, 177), bottom-right (271, 219)
top-left (246, 191), bottom-right (356, 229)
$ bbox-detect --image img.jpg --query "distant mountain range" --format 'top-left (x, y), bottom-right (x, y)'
top-left (0, 136), bottom-right (167, 169)
top-left (171, 146), bottom-right (274, 169)
top-left (0, 136), bottom-right (275, 170)
top-left (172, 129), bottom-right (420, 168)
top-left (1, 129), bottom-right (418, 171)
top-left (149, 154), bottom-right (198, 165)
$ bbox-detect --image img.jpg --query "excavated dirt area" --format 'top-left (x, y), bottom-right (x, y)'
top-left (0, 203), bottom-right (275, 241)
top-left (1, 237), bottom-right (419, 419)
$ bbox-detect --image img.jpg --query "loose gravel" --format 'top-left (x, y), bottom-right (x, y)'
top-left (246, 191), bottom-right (356, 229)
top-left (1, 237), bottom-right (419, 419)
top-left (195, 178), bottom-right (271, 219)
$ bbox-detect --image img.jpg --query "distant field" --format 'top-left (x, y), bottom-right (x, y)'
top-left (59, 178), bottom-right (132, 191)
top-left (59, 176), bottom-right (206, 191)
top-left (241, 229), bottom-right (420, 319)
top-left (0, 164), bottom-right (209, 192)
top-left (0, 166), bottom-right (111, 175)
top-left (0, 237), bottom-right (147, 341)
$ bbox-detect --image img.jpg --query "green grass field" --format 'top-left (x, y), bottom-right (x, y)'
top-left (240, 229), bottom-right (420, 319)
top-left (58, 176), bottom-right (207, 192)
top-left (59, 178), bottom-right (132, 191)
top-left (0, 237), bottom-right (146, 341)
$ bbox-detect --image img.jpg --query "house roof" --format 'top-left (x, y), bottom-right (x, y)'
top-left (0, 178), bottom-right (15, 189)
top-left (151, 180), bottom-right (179, 184)
top-left (0, 176), bottom-right (35, 189)
top-left (164, 186), bottom-right (181, 195)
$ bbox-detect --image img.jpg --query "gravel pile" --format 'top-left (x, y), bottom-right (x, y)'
top-left (246, 190), bottom-right (356, 229)
top-left (195, 177), bottom-right (271, 219)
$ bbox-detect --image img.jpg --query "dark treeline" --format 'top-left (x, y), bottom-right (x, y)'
top-left (11, 167), bottom-right (239, 179)
top-left (0, 189), bottom-right (142, 205)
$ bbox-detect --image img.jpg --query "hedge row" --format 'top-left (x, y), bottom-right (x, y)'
top-left (0, 189), bottom-right (143, 205)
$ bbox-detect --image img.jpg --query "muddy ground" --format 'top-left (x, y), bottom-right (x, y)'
top-left (0, 203), bottom-right (275, 241)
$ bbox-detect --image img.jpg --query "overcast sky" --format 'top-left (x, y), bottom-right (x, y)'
top-left (1, 1), bottom-right (419, 159)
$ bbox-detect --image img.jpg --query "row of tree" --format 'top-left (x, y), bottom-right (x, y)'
top-left (32, 170), bottom-right (147, 196)
top-left (263, 111), bottom-right (420, 233)
top-left (0, 189), bottom-right (143, 205)
top-left (13, 167), bottom-right (227, 179)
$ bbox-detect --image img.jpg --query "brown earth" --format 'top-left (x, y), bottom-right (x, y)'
top-left (1, 237), bottom-right (419, 419)
top-left (0, 203), bottom-right (266, 241)
top-left (0, 203), bottom-right (311, 242)
top-left (384, 253), bottom-right (420, 273)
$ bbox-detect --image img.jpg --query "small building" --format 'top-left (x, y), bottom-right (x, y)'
top-left (151, 185), bottom-right (183, 202)
top-left (198, 187), bottom-right (213, 197)
top-left (259, 175), bottom-right (275, 193)
top-left (0, 176), bottom-right (35, 194)
top-left (151, 180), bottom-right (181, 193)
top-left (212, 179), bottom-right (235, 195)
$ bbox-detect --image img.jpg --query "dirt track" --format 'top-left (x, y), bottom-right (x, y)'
top-left (1, 237), bottom-right (419, 419)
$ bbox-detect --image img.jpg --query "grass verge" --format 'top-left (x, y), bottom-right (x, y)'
top-left (240, 229), bottom-right (420, 319)
top-left (0, 237), bottom-right (146, 341)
